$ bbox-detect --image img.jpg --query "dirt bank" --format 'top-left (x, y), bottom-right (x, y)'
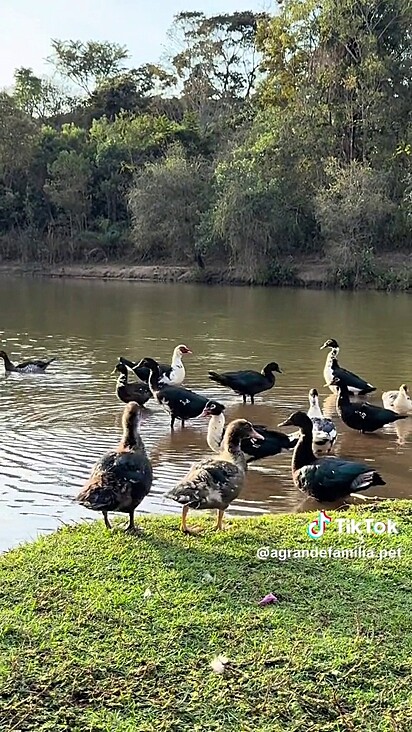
top-left (0, 254), bottom-right (411, 289)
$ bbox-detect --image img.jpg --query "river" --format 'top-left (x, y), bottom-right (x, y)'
top-left (1, 276), bottom-right (411, 552)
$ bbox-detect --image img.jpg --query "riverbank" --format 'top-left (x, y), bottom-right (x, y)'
top-left (1, 502), bottom-right (411, 731)
top-left (1, 253), bottom-right (412, 289)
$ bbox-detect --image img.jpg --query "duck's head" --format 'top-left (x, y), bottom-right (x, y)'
top-left (320, 338), bottom-right (339, 350)
top-left (0, 350), bottom-right (7, 359)
top-left (135, 357), bottom-right (159, 372)
top-left (308, 387), bottom-right (319, 404)
top-left (278, 411), bottom-right (313, 434)
top-left (225, 419), bottom-right (264, 443)
top-left (111, 362), bottom-right (128, 376)
top-left (201, 400), bottom-right (226, 417)
top-left (176, 344), bottom-right (192, 355)
top-left (265, 362), bottom-right (283, 374)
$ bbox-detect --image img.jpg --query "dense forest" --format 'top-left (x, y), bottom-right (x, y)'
top-left (0, 1), bottom-right (411, 286)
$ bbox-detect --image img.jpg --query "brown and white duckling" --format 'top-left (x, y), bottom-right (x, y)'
top-left (165, 419), bottom-right (263, 534)
top-left (76, 402), bottom-right (153, 533)
top-left (0, 349), bottom-right (55, 374)
top-left (382, 384), bottom-right (412, 415)
top-left (112, 362), bottom-right (152, 406)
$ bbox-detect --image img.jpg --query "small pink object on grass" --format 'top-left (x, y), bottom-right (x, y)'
top-left (258, 593), bottom-right (278, 606)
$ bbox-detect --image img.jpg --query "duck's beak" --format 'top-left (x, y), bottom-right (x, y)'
top-left (111, 367), bottom-right (117, 375)
top-left (277, 366), bottom-right (283, 374)
top-left (251, 428), bottom-right (264, 440)
top-left (278, 418), bottom-right (292, 427)
top-left (320, 343), bottom-right (327, 350)
top-left (200, 409), bottom-right (211, 417)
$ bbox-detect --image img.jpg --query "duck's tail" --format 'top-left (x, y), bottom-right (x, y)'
top-left (208, 371), bottom-right (228, 387)
top-left (351, 471), bottom-right (386, 492)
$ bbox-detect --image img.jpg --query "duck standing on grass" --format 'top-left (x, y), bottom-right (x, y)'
top-left (278, 411), bottom-right (385, 502)
top-left (118, 344), bottom-right (192, 386)
top-left (307, 388), bottom-right (337, 454)
top-left (382, 384), bottom-right (412, 415)
top-left (166, 419), bottom-right (263, 534)
top-left (320, 339), bottom-right (376, 395)
top-left (208, 362), bottom-right (282, 404)
top-left (76, 402), bottom-right (152, 534)
top-left (203, 400), bottom-right (297, 462)
top-left (332, 377), bottom-right (407, 433)
top-left (112, 362), bottom-right (152, 407)
top-left (0, 349), bottom-right (55, 374)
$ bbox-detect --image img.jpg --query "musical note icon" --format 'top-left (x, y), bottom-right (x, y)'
top-left (307, 510), bottom-right (332, 539)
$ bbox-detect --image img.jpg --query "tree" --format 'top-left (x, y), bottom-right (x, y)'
top-left (44, 150), bottom-right (91, 236)
top-left (48, 40), bottom-right (130, 94)
top-left (13, 67), bottom-right (68, 121)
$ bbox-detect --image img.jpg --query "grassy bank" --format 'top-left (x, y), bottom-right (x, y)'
top-left (1, 254), bottom-right (412, 290)
top-left (1, 502), bottom-right (411, 731)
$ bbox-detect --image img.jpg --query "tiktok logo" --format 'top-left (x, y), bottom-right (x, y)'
top-left (307, 510), bottom-right (332, 539)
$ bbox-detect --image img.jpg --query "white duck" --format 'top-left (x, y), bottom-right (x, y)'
top-left (382, 384), bottom-right (412, 416)
top-left (307, 388), bottom-right (337, 454)
top-left (118, 344), bottom-right (191, 386)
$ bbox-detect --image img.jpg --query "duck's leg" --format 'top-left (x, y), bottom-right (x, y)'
top-left (181, 505), bottom-right (202, 535)
top-left (125, 510), bottom-right (144, 535)
top-left (170, 415), bottom-right (176, 430)
top-left (242, 394), bottom-right (246, 404)
top-left (250, 395), bottom-right (255, 405)
top-left (102, 511), bottom-right (112, 530)
top-left (213, 509), bottom-right (227, 531)
top-left (181, 419), bottom-right (185, 429)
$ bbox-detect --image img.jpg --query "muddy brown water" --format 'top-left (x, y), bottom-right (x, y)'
top-left (1, 277), bottom-right (411, 551)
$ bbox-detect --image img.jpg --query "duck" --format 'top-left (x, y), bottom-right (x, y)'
top-left (278, 411), bottom-right (385, 501)
top-left (112, 362), bottom-right (152, 407)
top-left (118, 344), bottom-right (192, 386)
top-left (208, 362), bottom-right (282, 404)
top-left (307, 388), bottom-right (337, 453)
top-left (320, 339), bottom-right (376, 395)
top-left (76, 402), bottom-right (152, 533)
top-left (0, 349), bottom-right (55, 374)
top-left (331, 376), bottom-right (407, 433)
top-left (202, 400), bottom-right (297, 462)
top-left (165, 419), bottom-right (263, 534)
top-left (136, 357), bottom-right (216, 429)
top-left (382, 384), bottom-right (412, 415)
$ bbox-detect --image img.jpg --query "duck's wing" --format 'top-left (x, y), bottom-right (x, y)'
top-left (334, 364), bottom-right (375, 393)
top-left (166, 459), bottom-right (241, 508)
top-left (299, 458), bottom-right (379, 495)
top-left (16, 357), bottom-right (55, 370)
top-left (208, 369), bottom-right (261, 390)
top-left (77, 450), bottom-right (152, 508)
top-left (360, 402), bottom-right (407, 423)
top-left (312, 417), bottom-right (337, 438)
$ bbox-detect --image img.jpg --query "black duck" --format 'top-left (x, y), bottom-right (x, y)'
top-left (279, 411), bottom-right (385, 501)
top-left (112, 362), bottom-right (152, 406)
top-left (118, 344), bottom-right (191, 386)
top-left (0, 349), bottom-right (55, 374)
top-left (320, 339), bottom-right (376, 396)
top-left (332, 376), bottom-right (407, 433)
top-left (208, 361), bottom-right (282, 404)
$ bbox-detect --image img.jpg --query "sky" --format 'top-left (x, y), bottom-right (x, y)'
top-left (1, 0), bottom-right (273, 89)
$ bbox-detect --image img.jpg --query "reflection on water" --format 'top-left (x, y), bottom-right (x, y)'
top-left (1, 277), bottom-right (411, 552)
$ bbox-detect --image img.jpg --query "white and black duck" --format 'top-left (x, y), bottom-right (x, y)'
top-left (76, 402), bottom-right (153, 533)
top-left (165, 419), bottom-right (263, 534)
top-left (203, 400), bottom-right (297, 462)
top-left (307, 388), bottom-right (337, 453)
top-left (0, 349), bottom-right (55, 374)
top-left (332, 376), bottom-right (407, 433)
top-left (112, 362), bottom-right (152, 407)
top-left (278, 411), bottom-right (385, 501)
top-left (320, 339), bottom-right (376, 396)
top-left (208, 361), bottom-right (282, 404)
top-left (137, 357), bottom-right (217, 429)
top-left (382, 384), bottom-right (412, 415)
top-left (118, 344), bottom-right (191, 386)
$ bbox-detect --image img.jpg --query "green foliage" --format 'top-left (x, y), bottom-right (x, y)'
top-left (0, 5), bottom-right (411, 283)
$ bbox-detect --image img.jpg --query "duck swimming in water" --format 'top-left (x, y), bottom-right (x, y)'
top-left (0, 350), bottom-right (55, 374)
top-left (203, 400), bottom-right (297, 462)
top-left (137, 357), bottom-right (215, 430)
top-left (118, 344), bottom-right (192, 386)
top-left (278, 411), bottom-right (385, 501)
top-left (320, 339), bottom-right (376, 396)
top-left (76, 402), bottom-right (153, 533)
top-left (208, 362), bottom-right (282, 404)
top-left (382, 384), bottom-right (412, 416)
top-left (165, 419), bottom-right (263, 534)
top-left (112, 362), bottom-right (152, 407)
top-left (307, 388), bottom-right (337, 454)
top-left (332, 377), bottom-right (407, 433)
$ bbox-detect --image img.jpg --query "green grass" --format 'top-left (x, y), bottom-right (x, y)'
top-left (1, 502), bottom-right (411, 731)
